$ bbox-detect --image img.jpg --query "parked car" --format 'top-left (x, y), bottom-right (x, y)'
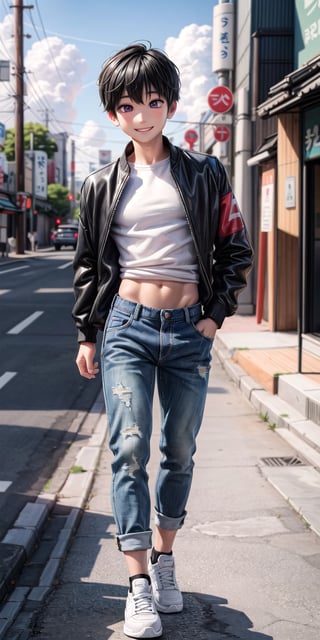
top-left (51, 223), bottom-right (79, 251)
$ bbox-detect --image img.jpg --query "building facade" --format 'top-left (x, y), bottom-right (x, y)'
top-left (256, 1), bottom-right (320, 363)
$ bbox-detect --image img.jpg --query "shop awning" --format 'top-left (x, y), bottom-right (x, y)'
top-left (247, 135), bottom-right (277, 166)
top-left (257, 54), bottom-right (320, 117)
top-left (0, 193), bottom-right (23, 215)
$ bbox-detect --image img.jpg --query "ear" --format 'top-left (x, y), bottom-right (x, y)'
top-left (108, 112), bottom-right (119, 125)
top-left (167, 101), bottom-right (177, 120)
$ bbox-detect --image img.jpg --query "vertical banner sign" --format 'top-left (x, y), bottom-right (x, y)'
top-left (0, 122), bottom-right (5, 146)
top-left (261, 171), bottom-right (275, 232)
top-left (212, 2), bottom-right (235, 73)
top-left (34, 151), bottom-right (48, 199)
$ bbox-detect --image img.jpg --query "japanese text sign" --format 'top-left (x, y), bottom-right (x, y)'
top-left (208, 86), bottom-right (233, 114)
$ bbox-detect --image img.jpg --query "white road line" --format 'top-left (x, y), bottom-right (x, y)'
top-left (35, 288), bottom-right (73, 293)
top-left (0, 371), bottom-right (17, 390)
top-left (0, 481), bottom-right (12, 493)
top-left (0, 290), bottom-right (10, 295)
top-left (58, 262), bottom-right (73, 270)
top-left (0, 265), bottom-right (29, 275)
top-left (7, 310), bottom-right (44, 335)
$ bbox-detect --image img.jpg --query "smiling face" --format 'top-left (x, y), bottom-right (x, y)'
top-left (109, 89), bottom-right (177, 145)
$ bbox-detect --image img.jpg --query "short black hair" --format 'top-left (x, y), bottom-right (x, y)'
top-left (98, 43), bottom-right (180, 116)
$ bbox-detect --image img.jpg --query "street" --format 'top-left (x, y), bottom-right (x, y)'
top-left (0, 251), bottom-right (101, 540)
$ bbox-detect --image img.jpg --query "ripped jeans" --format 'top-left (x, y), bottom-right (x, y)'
top-left (101, 295), bottom-right (212, 552)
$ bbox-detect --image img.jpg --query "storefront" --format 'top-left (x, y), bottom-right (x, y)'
top-left (0, 191), bottom-right (23, 255)
top-left (256, 54), bottom-right (320, 360)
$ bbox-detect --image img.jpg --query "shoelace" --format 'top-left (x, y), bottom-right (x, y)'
top-left (133, 591), bottom-right (154, 613)
top-left (157, 565), bottom-right (176, 590)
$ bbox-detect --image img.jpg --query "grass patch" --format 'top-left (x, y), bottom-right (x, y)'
top-left (70, 465), bottom-right (85, 474)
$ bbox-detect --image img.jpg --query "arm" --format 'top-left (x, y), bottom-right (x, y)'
top-left (72, 180), bottom-right (99, 343)
top-left (204, 162), bottom-right (253, 328)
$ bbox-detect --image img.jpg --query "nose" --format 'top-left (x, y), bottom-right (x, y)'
top-left (134, 106), bottom-right (147, 123)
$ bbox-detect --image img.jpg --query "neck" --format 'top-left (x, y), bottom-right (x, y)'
top-left (127, 136), bottom-right (169, 165)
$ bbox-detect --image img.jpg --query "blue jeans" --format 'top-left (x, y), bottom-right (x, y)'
top-left (101, 295), bottom-right (213, 552)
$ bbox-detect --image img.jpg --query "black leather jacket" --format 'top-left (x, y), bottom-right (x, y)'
top-left (72, 137), bottom-right (253, 343)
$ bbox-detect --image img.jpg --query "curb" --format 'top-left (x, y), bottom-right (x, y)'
top-left (0, 392), bottom-right (107, 639)
top-left (213, 343), bottom-right (320, 538)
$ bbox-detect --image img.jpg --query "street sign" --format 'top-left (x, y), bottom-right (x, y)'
top-left (214, 125), bottom-right (230, 142)
top-left (208, 85), bottom-right (233, 113)
top-left (184, 129), bottom-right (198, 150)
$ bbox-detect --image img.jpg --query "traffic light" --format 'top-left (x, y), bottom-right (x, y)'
top-left (68, 193), bottom-right (74, 201)
top-left (55, 217), bottom-right (61, 228)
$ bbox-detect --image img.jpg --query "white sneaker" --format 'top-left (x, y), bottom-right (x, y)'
top-left (124, 577), bottom-right (163, 638)
top-left (148, 554), bottom-right (183, 613)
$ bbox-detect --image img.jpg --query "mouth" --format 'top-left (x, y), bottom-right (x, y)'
top-left (135, 127), bottom-right (153, 132)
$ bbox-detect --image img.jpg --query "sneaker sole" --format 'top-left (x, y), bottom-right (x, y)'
top-left (155, 602), bottom-right (183, 614)
top-left (123, 622), bottom-right (163, 638)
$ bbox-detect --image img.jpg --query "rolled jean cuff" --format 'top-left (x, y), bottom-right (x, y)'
top-left (116, 530), bottom-right (153, 552)
top-left (154, 508), bottom-right (186, 531)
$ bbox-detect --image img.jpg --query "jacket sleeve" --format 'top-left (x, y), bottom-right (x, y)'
top-left (204, 162), bottom-right (254, 327)
top-left (72, 179), bottom-right (99, 343)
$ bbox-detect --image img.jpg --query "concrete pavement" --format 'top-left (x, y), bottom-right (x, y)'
top-left (1, 343), bottom-right (320, 639)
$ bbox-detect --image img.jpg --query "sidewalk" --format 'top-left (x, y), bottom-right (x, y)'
top-left (2, 342), bottom-right (320, 639)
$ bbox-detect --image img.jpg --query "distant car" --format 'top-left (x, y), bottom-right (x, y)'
top-left (51, 223), bottom-right (79, 251)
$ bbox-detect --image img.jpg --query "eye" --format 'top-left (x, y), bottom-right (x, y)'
top-left (118, 104), bottom-right (133, 113)
top-left (150, 99), bottom-right (164, 108)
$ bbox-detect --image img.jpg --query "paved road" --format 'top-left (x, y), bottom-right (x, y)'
top-left (0, 251), bottom-right (101, 540)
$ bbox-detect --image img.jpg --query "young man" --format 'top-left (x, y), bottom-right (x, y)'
top-left (73, 44), bottom-right (253, 639)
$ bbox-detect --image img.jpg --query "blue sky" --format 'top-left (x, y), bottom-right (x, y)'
top-left (0, 0), bottom-right (218, 180)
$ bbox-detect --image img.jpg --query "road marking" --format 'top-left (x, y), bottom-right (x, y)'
top-left (7, 310), bottom-right (44, 335)
top-left (0, 371), bottom-right (17, 390)
top-left (58, 262), bottom-right (73, 270)
top-left (0, 290), bottom-right (10, 295)
top-left (35, 288), bottom-right (73, 293)
top-left (0, 481), bottom-right (12, 493)
top-left (0, 265), bottom-right (29, 275)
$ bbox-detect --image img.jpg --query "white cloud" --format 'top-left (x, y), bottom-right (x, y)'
top-left (25, 36), bottom-right (87, 127)
top-left (0, 13), bottom-right (15, 60)
top-left (165, 24), bottom-right (214, 138)
top-left (0, 15), bottom-right (87, 134)
top-left (75, 119), bottom-right (107, 177)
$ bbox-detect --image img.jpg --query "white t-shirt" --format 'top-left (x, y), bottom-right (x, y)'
top-left (111, 157), bottom-right (199, 283)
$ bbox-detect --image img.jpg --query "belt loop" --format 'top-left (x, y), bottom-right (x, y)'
top-left (184, 306), bottom-right (191, 323)
top-left (133, 303), bottom-right (142, 320)
top-left (111, 293), bottom-right (118, 310)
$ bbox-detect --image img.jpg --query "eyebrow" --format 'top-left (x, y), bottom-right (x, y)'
top-left (119, 91), bottom-right (160, 100)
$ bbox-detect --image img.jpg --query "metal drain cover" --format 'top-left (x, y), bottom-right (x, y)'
top-left (261, 455), bottom-right (306, 467)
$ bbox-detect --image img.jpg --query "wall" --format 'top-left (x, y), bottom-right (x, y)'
top-left (277, 113), bottom-right (300, 237)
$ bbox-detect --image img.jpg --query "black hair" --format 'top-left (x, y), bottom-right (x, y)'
top-left (98, 43), bottom-right (180, 115)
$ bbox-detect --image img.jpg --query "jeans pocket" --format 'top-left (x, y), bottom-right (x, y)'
top-left (191, 321), bottom-right (214, 343)
top-left (107, 309), bottom-right (133, 331)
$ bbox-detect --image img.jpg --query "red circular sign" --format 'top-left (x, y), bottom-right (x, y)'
top-left (184, 129), bottom-right (198, 144)
top-left (214, 125), bottom-right (230, 142)
top-left (184, 129), bottom-right (198, 150)
top-left (208, 86), bottom-right (233, 113)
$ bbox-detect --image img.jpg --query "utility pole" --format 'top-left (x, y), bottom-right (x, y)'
top-left (14, 0), bottom-right (24, 253)
top-left (12, 0), bottom-right (33, 254)
top-left (70, 139), bottom-right (75, 218)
